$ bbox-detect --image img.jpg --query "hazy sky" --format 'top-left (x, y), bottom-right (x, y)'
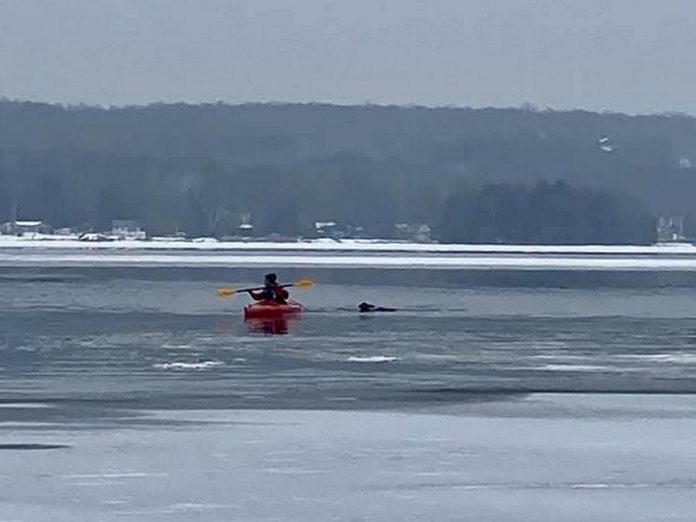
top-left (1, 0), bottom-right (696, 114)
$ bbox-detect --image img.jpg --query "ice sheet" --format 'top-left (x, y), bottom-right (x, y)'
top-left (2, 235), bottom-right (696, 254)
top-left (5, 251), bottom-right (696, 270)
top-left (2, 395), bottom-right (696, 522)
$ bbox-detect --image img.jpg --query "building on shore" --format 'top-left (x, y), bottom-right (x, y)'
top-left (313, 222), bottom-right (366, 240)
top-left (315, 221), bottom-right (339, 238)
top-left (657, 215), bottom-right (685, 242)
top-left (111, 220), bottom-right (147, 240)
top-left (0, 220), bottom-right (49, 236)
top-left (238, 213), bottom-right (254, 236)
top-left (394, 223), bottom-right (432, 243)
top-left (53, 227), bottom-right (75, 237)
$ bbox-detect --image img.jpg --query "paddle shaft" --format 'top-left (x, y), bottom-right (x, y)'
top-left (217, 278), bottom-right (313, 297)
top-left (236, 283), bottom-right (296, 294)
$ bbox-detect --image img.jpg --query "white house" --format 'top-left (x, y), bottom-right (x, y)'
top-left (238, 213), bottom-right (254, 236)
top-left (657, 215), bottom-right (685, 242)
top-left (111, 220), bottom-right (147, 240)
top-left (0, 220), bottom-right (45, 235)
top-left (315, 221), bottom-right (338, 237)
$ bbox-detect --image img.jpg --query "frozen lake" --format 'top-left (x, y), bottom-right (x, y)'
top-left (2, 248), bottom-right (696, 520)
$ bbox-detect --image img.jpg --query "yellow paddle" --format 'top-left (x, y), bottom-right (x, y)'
top-left (216, 278), bottom-right (315, 298)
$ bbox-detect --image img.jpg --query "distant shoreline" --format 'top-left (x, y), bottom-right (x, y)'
top-left (0, 235), bottom-right (693, 255)
top-left (4, 238), bottom-right (696, 271)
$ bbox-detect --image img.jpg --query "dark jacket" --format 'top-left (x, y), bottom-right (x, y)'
top-left (250, 284), bottom-right (289, 304)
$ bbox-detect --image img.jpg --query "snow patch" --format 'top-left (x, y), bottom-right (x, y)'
top-left (0, 403), bottom-right (53, 409)
top-left (153, 361), bottom-right (222, 370)
top-left (540, 364), bottom-right (613, 372)
top-left (160, 343), bottom-right (193, 350)
top-left (620, 353), bottom-right (696, 364)
top-left (347, 355), bottom-right (400, 363)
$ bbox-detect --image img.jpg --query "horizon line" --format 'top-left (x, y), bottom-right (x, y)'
top-left (1, 97), bottom-right (694, 120)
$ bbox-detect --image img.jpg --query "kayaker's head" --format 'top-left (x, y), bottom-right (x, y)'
top-left (264, 273), bottom-right (278, 286)
top-left (359, 302), bottom-right (376, 313)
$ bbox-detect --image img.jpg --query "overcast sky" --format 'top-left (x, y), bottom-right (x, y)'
top-left (1, 0), bottom-right (695, 114)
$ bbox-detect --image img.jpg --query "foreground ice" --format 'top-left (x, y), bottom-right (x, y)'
top-left (1, 394), bottom-right (696, 521)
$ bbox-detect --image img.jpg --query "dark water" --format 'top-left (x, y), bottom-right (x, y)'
top-left (3, 265), bottom-right (696, 411)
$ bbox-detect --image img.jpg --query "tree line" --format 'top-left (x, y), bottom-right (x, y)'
top-left (440, 181), bottom-right (656, 244)
top-left (0, 100), bottom-right (681, 243)
top-left (0, 154), bottom-right (656, 243)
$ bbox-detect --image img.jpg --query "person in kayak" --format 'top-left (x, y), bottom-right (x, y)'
top-left (248, 273), bottom-right (289, 304)
top-left (358, 302), bottom-right (396, 313)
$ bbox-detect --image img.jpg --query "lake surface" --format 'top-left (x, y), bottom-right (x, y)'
top-left (2, 248), bottom-right (696, 520)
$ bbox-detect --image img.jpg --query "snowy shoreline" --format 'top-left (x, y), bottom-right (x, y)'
top-left (5, 236), bottom-right (696, 270)
top-left (1, 235), bottom-right (695, 255)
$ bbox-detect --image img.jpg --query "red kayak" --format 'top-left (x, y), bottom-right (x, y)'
top-left (243, 301), bottom-right (303, 319)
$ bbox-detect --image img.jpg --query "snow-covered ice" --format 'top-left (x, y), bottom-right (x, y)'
top-left (2, 394), bottom-right (696, 522)
top-left (2, 235), bottom-right (696, 254)
top-left (4, 251), bottom-right (696, 270)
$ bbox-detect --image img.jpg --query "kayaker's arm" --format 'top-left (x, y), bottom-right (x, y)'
top-left (248, 290), bottom-right (265, 301)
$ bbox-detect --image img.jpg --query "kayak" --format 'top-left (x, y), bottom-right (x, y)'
top-left (243, 301), bottom-right (303, 319)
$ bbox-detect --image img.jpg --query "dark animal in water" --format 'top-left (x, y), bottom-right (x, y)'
top-left (358, 302), bottom-right (397, 313)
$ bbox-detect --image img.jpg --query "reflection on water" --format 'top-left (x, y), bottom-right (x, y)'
top-left (245, 317), bottom-right (292, 335)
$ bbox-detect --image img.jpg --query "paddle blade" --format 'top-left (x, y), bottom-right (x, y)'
top-left (216, 287), bottom-right (237, 298)
top-left (294, 279), bottom-right (315, 289)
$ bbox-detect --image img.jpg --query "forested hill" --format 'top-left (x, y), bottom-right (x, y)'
top-left (0, 100), bottom-right (693, 241)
